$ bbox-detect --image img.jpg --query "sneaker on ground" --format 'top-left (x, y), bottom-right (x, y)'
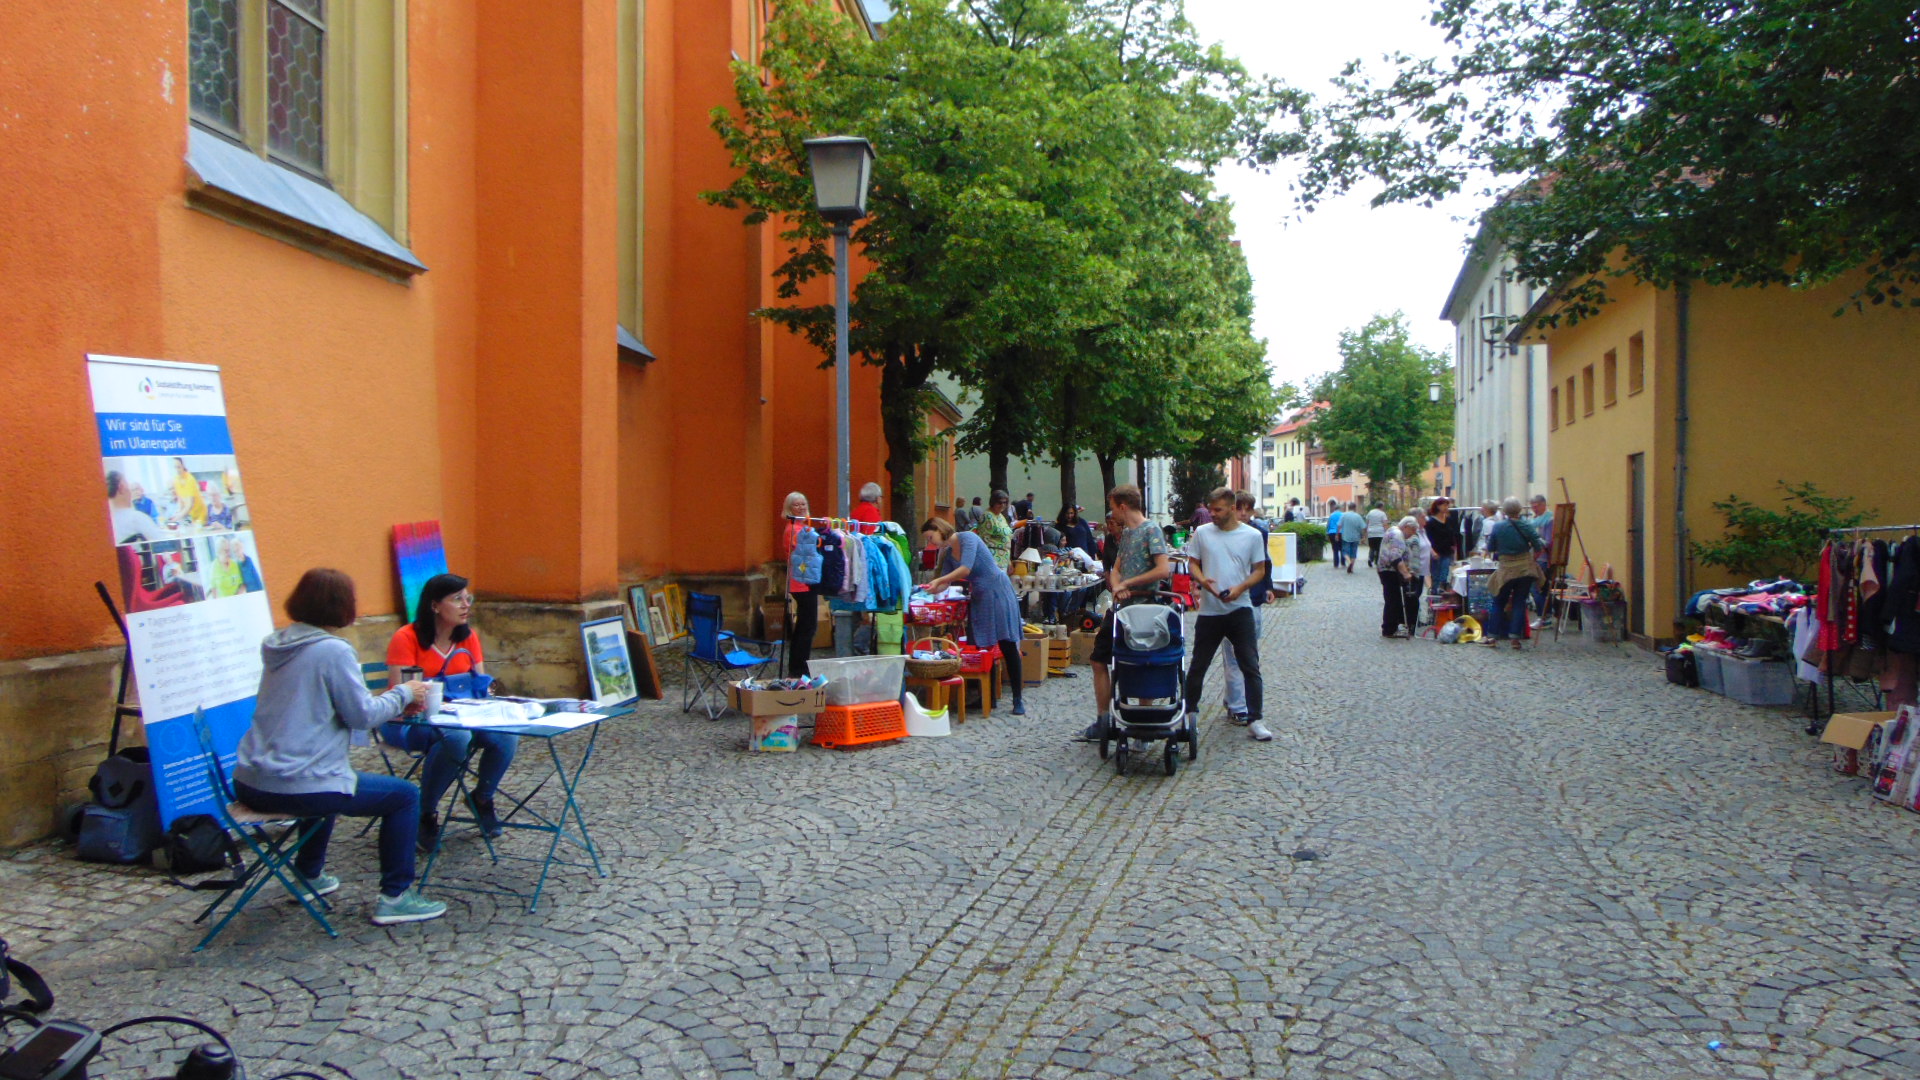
top-left (301, 872), bottom-right (340, 898)
top-left (1073, 721), bottom-right (1105, 742)
top-left (371, 888), bottom-right (448, 926)
top-left (1227, 712), bottom-right (1250, 726)
top-left (1247, 721), bottom-right (1274, 742)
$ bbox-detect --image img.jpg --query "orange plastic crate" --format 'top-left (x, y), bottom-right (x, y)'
top-left (812, 701), bottom-right (907, 749)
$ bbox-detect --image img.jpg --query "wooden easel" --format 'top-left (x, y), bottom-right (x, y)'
top-left (1547, 478), bottom-right (1592, 641)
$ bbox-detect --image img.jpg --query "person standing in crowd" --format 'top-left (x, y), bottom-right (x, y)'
top-left (977, 490), bottom-right (1014, 569)
top-left (232, 568), bottom-right (444, 926)
top-left (1184, 488), bottom-right (1271, 742)
top-left (1470, 500), bottom-right (1502, 555)
top-left (1327, 504), bottom-right (1346, 568)
top-left (1014, 492), bottom-right (1036, 522)
top-left (1378, 517), bottom-right (1419, 637)
top-left (1221, 491), bottom-right (1273, 731)
top-left (1484, 497), bottom-right (1546, 647)
top-left (1190, 499), bottom-right (1214, 529)
top-left (852, 482), bottom-right (884, 529)
top-left (781, 491), bottom-right (822, 677)
top-left (1529, 494), bottom-right (1557, 628)
top-left (1425, 497), bottom-right (1459, 595)
top-left (1059, 504), bottom-right (1096, 559)
top-left (1339, 502), bottom-right (1366, 573)
top-left (952, 496), bottom-right (975, 532)
top-left (919, 528), bottom-right (1028, 715)
top-left (1408, 507), bottom-right (1432, 615)
top-left (1080, 484), bottom-right (1172, 742)
top-left (1364, 504), bottom-right (1389, 566)
top-left (385, 573), bottom-right (519, 846)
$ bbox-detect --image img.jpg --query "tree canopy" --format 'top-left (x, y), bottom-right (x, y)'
top-left (1292, 0), bottom-right (1920, 321)
top-left (1302, 313), bottom-right (1453, 503)
top-left (704, 0), bottom-right (1284, 525)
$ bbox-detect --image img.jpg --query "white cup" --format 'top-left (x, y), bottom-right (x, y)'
top-left (422, 681), bottom-right (444, 718)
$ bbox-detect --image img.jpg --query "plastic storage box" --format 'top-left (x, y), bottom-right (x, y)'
top-left (1579, 599), bottom-right (1628, 642)
top-left (808, 655), bottom-right (908, 706)
top-left (1695, 649), bottom-right (1727, 694)
top-left (1720, 655), bottom-right (1796, 706)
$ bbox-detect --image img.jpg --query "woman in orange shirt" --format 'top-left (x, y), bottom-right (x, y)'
top-left (384, 573), bottom-right (518, 846)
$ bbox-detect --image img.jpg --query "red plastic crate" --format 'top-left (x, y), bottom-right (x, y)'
top-left (812, 701), bottom-right (907, 749)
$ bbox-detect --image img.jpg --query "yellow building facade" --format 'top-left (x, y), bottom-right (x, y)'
top-left (1523, 272), bottom-right (1920, 641)
top-left (1259, 415), bottom-right (1312, 517)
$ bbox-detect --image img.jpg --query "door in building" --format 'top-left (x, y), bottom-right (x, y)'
top-left (1627, 452), bottom-right (1646, 637)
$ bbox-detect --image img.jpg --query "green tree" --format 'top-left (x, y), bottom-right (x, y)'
top-left (1292, 0), bottom-right (1920, 321)
top-left (1304, 313), bottom-right (1452, 506)
top-left (706, 0), bottom-right (1284, 527)
top-left (1691, 482), bottom-right (1872, 582)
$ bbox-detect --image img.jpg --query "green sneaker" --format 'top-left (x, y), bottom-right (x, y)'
top-left (301, 872), bottom-right (340, 899)
top-left (370, 888), bottom-right (447, 926)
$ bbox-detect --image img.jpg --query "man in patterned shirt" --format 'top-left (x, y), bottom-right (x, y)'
top-left (1076, 484), bottom-right (1172, 742)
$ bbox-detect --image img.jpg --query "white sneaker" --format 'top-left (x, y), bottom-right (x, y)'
top-left (1247, 721), bottom-right (1274, 742)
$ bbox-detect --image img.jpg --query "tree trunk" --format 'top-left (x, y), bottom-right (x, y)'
top-left (988, 444), bottom-right (1009, 498)
top-left (879, 348), bottom-right (936, 530)
top-left (1057, 454), bottom-right (1076, 520)
top-left (1096, 453), bottom-right (1117, 505)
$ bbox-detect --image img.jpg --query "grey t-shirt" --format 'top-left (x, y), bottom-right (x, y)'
top-left (1185, 522), bottom-right (1267, 617)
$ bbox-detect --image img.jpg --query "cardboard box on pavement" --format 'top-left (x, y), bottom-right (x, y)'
top-left (727, 683), bottom-right (829, 718)
top-left (1069, 631), bottom-right (1097, 666)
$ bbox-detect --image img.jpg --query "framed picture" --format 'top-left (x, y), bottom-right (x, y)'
top-left (657, 584), bottom-right (686, 640)
top-left (626, 584), bottom-right (653, 638)
top-left (627, 630), bottom-right (663, 700)
top-left (579, 616), bottom-right (639, 709)
top-left (649, 604), bottom-right (668, 642)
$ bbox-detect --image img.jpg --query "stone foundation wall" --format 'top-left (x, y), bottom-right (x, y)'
top-left (477, 599), bottom-right (627, 699)
top-left (0, 648), bottom-right (129, 847)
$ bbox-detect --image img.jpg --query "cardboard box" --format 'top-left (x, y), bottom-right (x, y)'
top-left (1820, 711), bottom-right (1898, 749)
top-left (1069, 630), bottom-right (1098, 665)
top-left (1016, 637), bottom-right (1047, 685)
top-left (727, 683), bottom-right (829, 718)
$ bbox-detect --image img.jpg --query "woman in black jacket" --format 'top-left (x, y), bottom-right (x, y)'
top-left (1424, 497), bottom-right (1460, 594)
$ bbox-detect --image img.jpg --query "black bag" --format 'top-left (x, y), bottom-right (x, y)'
top-left (1666, 649), bottom-right (1700, 688)
top-left (0, 936), bottom-right (53, 1014)
top-left (76, 747), bottom-right (162, 863)
top-left (162, 814), bottom-right (245, 890)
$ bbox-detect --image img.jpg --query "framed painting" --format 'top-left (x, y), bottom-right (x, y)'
top-left (627, 630), bottom-right (663, 700)
top-left (626, 584), bottom-right (653, 638)
top-left (579, 616), bottom-right (639, 710)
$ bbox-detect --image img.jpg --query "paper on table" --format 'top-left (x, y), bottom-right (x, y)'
top-left (524, 711), bottom-right (604, 731)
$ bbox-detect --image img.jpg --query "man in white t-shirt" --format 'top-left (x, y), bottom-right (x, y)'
top-left (107, 469), bottom-right (168, 543)
top-left (1183, 487), bottom-right (1272, 742)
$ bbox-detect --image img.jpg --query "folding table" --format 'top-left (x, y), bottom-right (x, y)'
top-left (415, 705), bottom-right (630, 913)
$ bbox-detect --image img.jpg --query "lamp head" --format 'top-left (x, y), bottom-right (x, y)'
top-left (802, 135), bottom-right (875, 224)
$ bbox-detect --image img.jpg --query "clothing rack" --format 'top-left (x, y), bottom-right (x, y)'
top-left (1830, 524), bottom-right (1920, 535)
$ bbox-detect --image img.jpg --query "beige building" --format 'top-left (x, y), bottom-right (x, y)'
top-left (1443, 231), bottom-right (1551, 505)
top-left (1258, 414), bottom-right (1312, 517)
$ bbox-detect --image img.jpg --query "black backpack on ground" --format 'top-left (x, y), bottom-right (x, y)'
top-left (161, 813), bottom-right (247, 890)
top-left (1665, 649), bottom-right (1700, 688)
top-left (75, 747), bottom-right (163, 864)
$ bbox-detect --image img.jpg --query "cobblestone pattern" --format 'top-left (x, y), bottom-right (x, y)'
top-left (4, 568), bottom-right (1918, 1078)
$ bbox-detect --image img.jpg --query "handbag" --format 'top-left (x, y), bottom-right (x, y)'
top-left (162, 814), bottom-right (246, 890)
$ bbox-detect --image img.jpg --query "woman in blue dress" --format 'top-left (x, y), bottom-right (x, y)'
top-left (918, 528), bottom-right (1027, 715)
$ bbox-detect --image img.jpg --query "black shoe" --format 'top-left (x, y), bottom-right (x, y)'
top-left (1073, 721), bottom-right (1107, 743)
top-left (1228, 712), bottom-right (1250, 726)
top-left (473, 797), bottom-right (504, 839)
top-left (416, 811), bottom-right (440, 852)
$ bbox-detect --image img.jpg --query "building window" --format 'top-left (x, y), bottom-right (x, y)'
top-left (1550, 386), bottom-right (1559, 430)
top-left (1603, 349), bottom-right (1618, 406)
top-left (1582, 365), bottom-right (1595, 415)
top-left (1628, 332), bottom-right (1645, 395)
top-left (1565, 377), bottom-right (1576, 425)
top-left (266, 0), bottom-right (328, 176)
top-left (189, 0), bottom-right (243, 135)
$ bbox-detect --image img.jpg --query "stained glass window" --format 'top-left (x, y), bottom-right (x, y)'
top-left (267, 0), bottom-right (326, 176)
top-left (188, 0), bottom-right (241, 133)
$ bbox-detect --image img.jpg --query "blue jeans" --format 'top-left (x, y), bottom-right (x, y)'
top-left (1332, 540), bottom-right (1345, 567)
top-left (1430, 556), bottom-right (1455, 594)
top-left (235, 774), bottom-right (419, 897)
top-left (1486, 579), bottom-right (1533, 640)
top-left (382, 723), bottom-right (519, 812)
top-left (1224, 607), bottom-right (1264, 715)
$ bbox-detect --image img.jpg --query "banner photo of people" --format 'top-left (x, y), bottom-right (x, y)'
top-left (89, 355), bottom-right (274, 826)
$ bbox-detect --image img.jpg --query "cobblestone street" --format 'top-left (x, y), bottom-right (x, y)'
top-left (5, 566), bottom-right (1918, 1079)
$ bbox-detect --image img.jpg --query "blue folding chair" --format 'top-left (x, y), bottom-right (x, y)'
top-left (681, 591), bottom-right (780, 718)
top-left (187, 709), bottom-right (336, 950)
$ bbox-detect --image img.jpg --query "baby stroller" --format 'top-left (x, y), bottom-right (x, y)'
top-left (1100, 597), bottom-right (1197, 775)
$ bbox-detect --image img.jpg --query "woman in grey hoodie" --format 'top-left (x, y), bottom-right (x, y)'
top-left (232, 568), bottom-right (446, 926)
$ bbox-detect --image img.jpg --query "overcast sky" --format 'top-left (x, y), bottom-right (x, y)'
top-left (1182, 0), bottom-right (1487, 394)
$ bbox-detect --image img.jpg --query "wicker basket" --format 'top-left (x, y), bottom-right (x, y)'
top-left (905, 636), bottom-right (963, 679)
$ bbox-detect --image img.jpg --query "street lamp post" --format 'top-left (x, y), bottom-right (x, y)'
top-left (802, 135), bottom-right (876, 518)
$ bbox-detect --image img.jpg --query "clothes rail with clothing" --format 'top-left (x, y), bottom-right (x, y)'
top-left (1809, 524), bottom-right (1920, 721)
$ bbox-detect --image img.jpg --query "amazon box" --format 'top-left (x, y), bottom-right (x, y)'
top-left (728, 683), bottom-right (829, 718)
